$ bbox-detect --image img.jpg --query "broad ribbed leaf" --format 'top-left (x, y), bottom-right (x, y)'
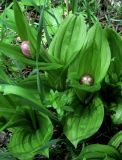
top-left (106, 28), bottom-right (122, 77)
top-left (74, 144), bottom-right (122, 160)
top-left (0, 84), bottom-right (56, 119)
top-left (69, 23), bottom-right (111, 84)
top-left (0, 84), bottom-right (40, 105)
top-left (8, 109), bottom-right (53, 159)
top-left (48, 14), bottom-right (86, 65)
top-left (108, 131), bottom-right (122, 153)
top-left (63, 97), bottom-right (104, 147)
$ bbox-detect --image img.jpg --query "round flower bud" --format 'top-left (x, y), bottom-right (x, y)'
top-left (21, 41), bottom-right (30, 57)
top-left (80, 74), bottom-right (94, 85)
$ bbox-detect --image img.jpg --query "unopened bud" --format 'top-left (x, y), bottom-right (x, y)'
top-left (21, 41), bottom-right (30, 57)
top-left (80, 74), bottom-right (94, 85)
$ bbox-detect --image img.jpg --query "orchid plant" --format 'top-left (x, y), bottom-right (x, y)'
top-left (0, 0), bottom-right (122, 160)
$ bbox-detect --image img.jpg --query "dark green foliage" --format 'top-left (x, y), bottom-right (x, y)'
top-left (0, 0), bottom-right (122, 160)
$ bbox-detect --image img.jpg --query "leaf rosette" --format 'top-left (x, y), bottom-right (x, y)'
top-left (8, 107), bottom-right (53, 160)
top-left (68, 23), bottom-right (111, 102)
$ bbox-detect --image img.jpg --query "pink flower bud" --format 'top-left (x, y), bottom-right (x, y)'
top-left (21, 41), bottom-right (30, 57)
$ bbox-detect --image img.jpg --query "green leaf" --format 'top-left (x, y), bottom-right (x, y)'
top-left (0, 69), bottom-right (12, 84)
top-left (48, 14), bottom-right (86, 65)
top-left (0, 8), bottom-right (16, 31)
top-left (21, 0), bottom-right (50, 6)
top-left (103, 156), bottom-right (116, 160)
top-left (0, 42), bottom-right (63, 70)
top-left (8, 108), bottom-right (53, 159)
top-left (0, 84), bottom-right (40, 105)
top-left (0, 93), bottom-right (14, 108)
top-left (48, 89), bottom-right (75, 119)
top-left (69, 23), bottom-right (111, 84)
top-left (13, 0), bottom-right (28, 40)
top-left (35, 2), bottom-right (46, 104)
top-left (0, 93), bottom-right (17, 128)
top-left (106, 28), bottom-right (122, 77)
top-left (119, 145), bottom-right (122, 154)
top-left (111, 102), bottom-right (122, 124)
top-left (44, 6), bottom-right (63, 35)
top-left (108, 130), bottom-right (122, 153)
top-left (63, 96), bottom-right (104, 147)
top-left (74, 144), bottom-right (122, 160)
top-left (0, 84), bottom-right (57, 120)
top-left (13, 0), bottom-right (37, 58)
